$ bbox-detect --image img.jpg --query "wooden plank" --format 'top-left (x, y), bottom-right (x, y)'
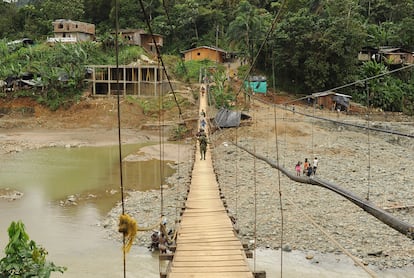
top-left (177, 226), bottom-right (234, 232)
top-left (168, 272), bottom-right (253, 278)
top-left (172, 260), bottom-right (248, 267)
top-left (169, 266), bottom-right (251, 272)
top-left (176, 242), bottom-right (244, 248)
top-left (173, 255), bottom-right (244, 262)
top-left (177, 237), bottom-right (242, 244)
top-left (178, 232), bottom-right (235, 239)
top-left (167, 97), bottom-right (253, 278)
top-left (175, 246), bottom-right (243, 251)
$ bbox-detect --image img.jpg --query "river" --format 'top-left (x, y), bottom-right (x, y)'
top-left (1, 145), bottom-right (412, 277)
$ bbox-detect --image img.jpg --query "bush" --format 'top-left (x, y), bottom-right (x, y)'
top-left (170, 124), bottom-right (188, 140)
top-left (0, 221), bottom-right (66, 277)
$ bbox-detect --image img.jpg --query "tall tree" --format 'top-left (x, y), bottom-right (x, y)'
top-left (227, 0), bottom-right (271, 64)
top-left (41, 0), bottom-right (85, 21)
top-left (270, 3), bottom-right (365, 93)
top-left (83, 0), bottom-right (112, 26)
top-left (0, 1), bottom-right (18, 38)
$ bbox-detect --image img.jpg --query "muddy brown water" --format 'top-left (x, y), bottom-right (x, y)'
top-left (1, 145), bottom-right (413, 277)
top-left (0, 144), bottom-right (173, 277)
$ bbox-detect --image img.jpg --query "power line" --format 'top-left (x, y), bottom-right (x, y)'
top-left (280, 63), bottom-right (414, 106)
top-left (138, 0), bottom-right (182, 118)
top-left (235, 0), bottom-right (288, 99)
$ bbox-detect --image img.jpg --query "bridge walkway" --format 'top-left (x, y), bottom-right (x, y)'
top-left (166, 87), bottom-right (253, 278)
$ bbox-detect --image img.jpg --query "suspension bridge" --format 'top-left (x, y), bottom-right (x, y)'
top-left (163, 90), bottom-right (254, 277)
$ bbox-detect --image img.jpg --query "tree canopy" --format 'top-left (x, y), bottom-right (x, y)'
top-left (1, 0), bottom-right (414, 113)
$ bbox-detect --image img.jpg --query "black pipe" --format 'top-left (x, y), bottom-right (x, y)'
top-left (234, 143), bottom-right (414, 240)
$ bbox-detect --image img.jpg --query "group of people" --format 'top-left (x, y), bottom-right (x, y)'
top-left (196, 109), bottom-right (208, 160)
top-left (149, 221), bottom-right (172, 254)
top-left (295, 157), bottom-right (319, 177)
top-left (196, 128), bottom-right (208, 160)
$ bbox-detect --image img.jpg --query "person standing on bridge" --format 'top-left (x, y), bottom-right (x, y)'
top-left (200, 118), bottom-right (206, 130)
top-left (199, 133), bottom-right (208, 160)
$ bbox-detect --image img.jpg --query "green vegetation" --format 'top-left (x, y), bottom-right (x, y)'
top-left (209, 69), bottom-right (235, 109)
top-left (0, 0), bottom-right (414, 113)
top-left (126, 94), bottom-right (191, 116)
top-left (0, 40), bottom-right (145, 110)
top-left (170, 124), bottom-right (189, 140)
top-left (0, 221), bottom-right (66, 277)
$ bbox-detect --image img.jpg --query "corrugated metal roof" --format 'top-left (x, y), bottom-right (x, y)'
top-left (312, 92), bottom-right (352, 98)
top-left (181, 46), bottom-right (227, 54)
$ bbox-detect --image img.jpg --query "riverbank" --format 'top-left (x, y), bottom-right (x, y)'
top-left (101, 100), bottom-right (414, 276)
top-left (1, 96), bottom-right (414, 276)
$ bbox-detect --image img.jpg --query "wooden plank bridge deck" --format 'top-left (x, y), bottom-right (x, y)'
top-left (165, 88), bottom-right (253, 278)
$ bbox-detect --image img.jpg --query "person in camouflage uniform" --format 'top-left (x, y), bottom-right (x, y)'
top-left (199, 134), bottom-right (208, 160)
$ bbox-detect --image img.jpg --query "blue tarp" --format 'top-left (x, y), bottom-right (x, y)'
top-left (244, 76), bottom-right (267, 94)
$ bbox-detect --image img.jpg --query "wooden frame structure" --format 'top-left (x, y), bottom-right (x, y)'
top-left (86, 64), bottom-right (170, 96)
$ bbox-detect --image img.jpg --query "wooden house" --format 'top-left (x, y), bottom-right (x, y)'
top-left (47, 19), bottom-right (95, 43)
top-left (378, 47), bottom-right (414, 65)
top-left (182, 46), bottom-right (227, 63)
top-left (312, 92), bottom-right (352, 111)
top-left (358, 47), bottom-right (414, 65)
top-left (117, 29), bottom-right (163, 54)
top-left (358, 46), bottom-right (378, 62)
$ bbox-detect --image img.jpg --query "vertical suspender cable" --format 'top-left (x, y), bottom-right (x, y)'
top-left (283, 105), bottom-right (287, 167)
top-left (252, 101), bottom-right (257, 273)
top-left (158, 59), bottom-right (165, 218)
top-left (312, 99), bottom-right (315, 156)
top-left (114, 1), bottom-right (126, 277)
top-left (366, 82), bottom-right (371, 200)
top-left (235, 98), bottom-right (239, 222)
top-left (157, 61), bottom-right (166, 275)
top-left (273, 104), bottom-right (284, 277)
top-left (235, 125), bottom-right (239, 220)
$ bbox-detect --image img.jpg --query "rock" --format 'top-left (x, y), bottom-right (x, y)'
top-left (306, 254), bottom-right (314, 260)
top-left (367, 250), bottom-right (383, 257)
top-left (282, 244), bottom-right (292, 252)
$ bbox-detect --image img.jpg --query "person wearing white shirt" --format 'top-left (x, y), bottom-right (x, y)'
top-left (313, 157), bottom-right (319, 175)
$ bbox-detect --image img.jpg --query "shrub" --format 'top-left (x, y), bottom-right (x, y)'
top-left (0, 221), bottom-right (66, 277)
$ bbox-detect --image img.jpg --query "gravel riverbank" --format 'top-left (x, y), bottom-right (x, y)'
top-left (101, 103), bottom-right (414, 275)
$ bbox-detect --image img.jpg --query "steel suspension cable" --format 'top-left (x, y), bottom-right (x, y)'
top-left (278, 64), bottom-right (414, 107)
top-left (312, 101), bottom-right (315, 157)
top-left (244, 90), bottom-right (414, 139)
top-left (273, 104), bottom-right (284, 277)
top-left (157, 60), bottom-right (166, 274)
top-left (234, 0), bottom-right (288, 99)
top-left (235, 118), bottom-right (239, 222)
top-left (282, 195), bottom-right (378, 278)
top-left (158, 59), bottom-right (165, 217)
top-left (138, 0), bottom-right (182, 119)
top-left (252, 100), bottom-right (258, 273)
top-left (114, 0), bottom-right (126, 277)
top-left (135, 2), bottom-right (184, 274)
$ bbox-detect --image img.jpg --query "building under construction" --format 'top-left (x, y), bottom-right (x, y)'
top-left (86, 63), bottom-right (170, 96)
